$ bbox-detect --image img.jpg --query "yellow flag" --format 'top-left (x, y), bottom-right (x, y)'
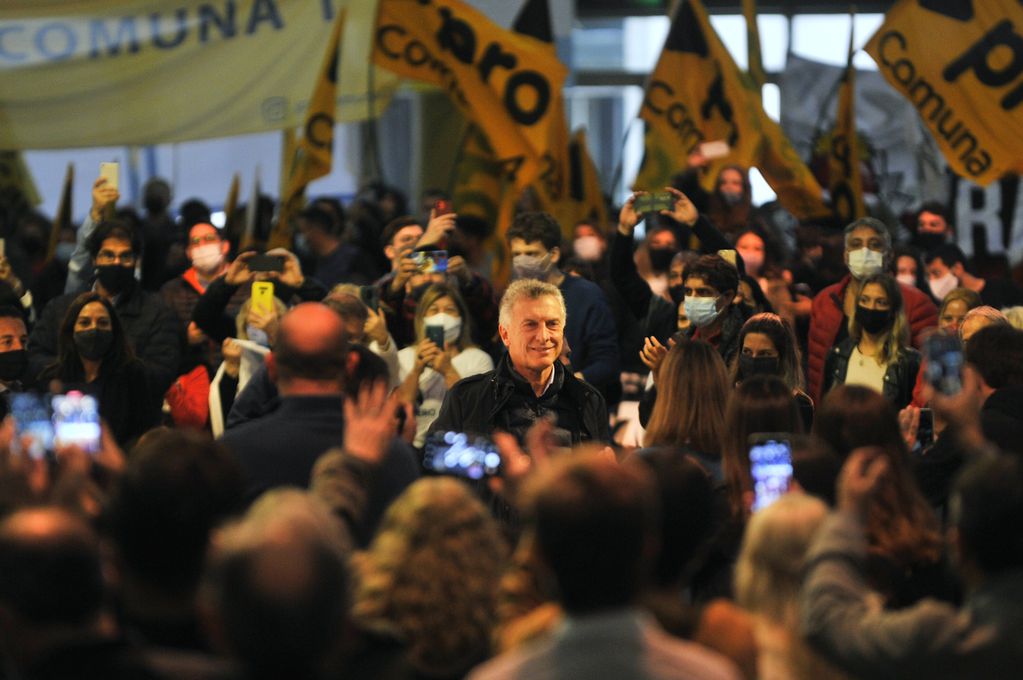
top-left (373, 0), bottom-right (568, 192)
top-left (633, 126), bottom-right (680, 192)
top-left (638, 0), bottom-right (828, 218)
top-left (864, 0), bottom-right (1023, 186)
top-left (743, 0), bottom-right (766, 90)
top-left (829, 21), bottom-right (866, 223)
top-left (46, 163), bottom-right (74, 263)
top-left (270, 8), bottom-right (347, 249)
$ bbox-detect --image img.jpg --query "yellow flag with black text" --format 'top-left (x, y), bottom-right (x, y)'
top-left (271, 8), bottom-right (346, 249)
top-left (830, 24), bottom-right (866, 223)
top-left (864, 0), bottom-right (1023, 186)
top-left (638, 0), bottom-right (827, 218)
top-left (373, 0), bottom-right (568, 192)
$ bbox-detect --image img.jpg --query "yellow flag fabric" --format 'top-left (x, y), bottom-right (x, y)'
top-left (865, 0), bottom-right (1023, 185)
top-left (633, 125), bottom-right (680, 192)
top-left (0, 0), bottom-right (396, 149)
top-left (271, 8), bottom-right (345, 248)
top-left (452, 125), bottom-right (505, 228)
top-left (373, 0), bottom-right (568, 192)
top-left (829, 30), bottom-right (866, 223)
top-left (742, 0), bottom-right (766, 90)
top-left (638, 0), bottom-right (828, 218)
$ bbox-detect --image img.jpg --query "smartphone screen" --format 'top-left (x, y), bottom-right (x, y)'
top-left (10, 392), bottom-right (54, 460)
top-left (423, 431), bottom-right (502, 480)
top-left (412, 250), bottom-right (448, 274)
top-left (924, 334), bottom-right (964, 396)
top-left (634, 192), bottom-right (675, 214)
top-left (749, 435), bottom-right (793, 512)
top-left (52, 392), bottom-right (101, 454)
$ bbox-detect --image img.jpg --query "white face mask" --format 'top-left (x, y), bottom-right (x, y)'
top-left (847, 247), bottom-right (884, 279)
top-left (423, 312), bottom-right (462, 344)
top-left (896, 273), bottom-right (917, 288)
top-left (928, 272), bottom-right (958, 301)
top-left (573, 236), bottom-right (603, 262)
top-left (191, 243), bottom-right (224, 274)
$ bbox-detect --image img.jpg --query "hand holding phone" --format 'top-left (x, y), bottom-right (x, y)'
top-left (247, 254), bottom-right (285, 273)
top-left (424, 324), bottom-right (446, 350)
top-left (412, 250), bottom-right (448, 274)
top-left (99, 162), bottom-right (119, 190)
top-left (634, 192), bottom-right (675, 214)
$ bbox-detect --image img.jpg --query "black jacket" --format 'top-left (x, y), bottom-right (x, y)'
top-left (29, 284), bottom-right (183, 396)
top-left (822, 338), bottom-right (921, 409)
top-left (429, 354), bottom-right (610, 445)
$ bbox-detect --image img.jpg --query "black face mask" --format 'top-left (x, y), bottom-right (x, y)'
top-left (649, 248), bottom-right (676, 273)
top-left (95, 265), bottom-right (135, 295)
top-left (856, 305), bottom-right (894, 335)
top-left (739, 353), bottom-right (780, 379)
top-left (0, 349), bottom-right (27, 382)
top-left (74, 329), bottom-right (114, 361)
top-left (669, 284), bottom-right (686, 307)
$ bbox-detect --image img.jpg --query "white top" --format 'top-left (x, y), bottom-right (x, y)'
top-left (398, 346), bottom-right (494, 447)
top-left (844, 346), bottom-right (886, 394)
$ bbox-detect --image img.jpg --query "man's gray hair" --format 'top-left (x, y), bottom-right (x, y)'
top-left (961, 306), bottom-right (1010, 337)
top-left (844, 217), bottom-right (892, 253)
top-left (499, 279), bottom-right (567, 330)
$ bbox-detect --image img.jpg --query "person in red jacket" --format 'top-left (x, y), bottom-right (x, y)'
top-left (807, 218), bottom-right (937, 402)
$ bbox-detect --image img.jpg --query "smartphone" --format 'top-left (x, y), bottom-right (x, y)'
top-left (699, 140), bottom-right (731, 160)
top-left (411, 250), bottom-right (448, 274)
top-left (51, 391), bottom-right (101, 454)
top-left (634, 192), bottom-right (675, 214)
top-left (99, 161), bottom-right (119, 190)
top-left (250, 281), bottom-right (274, 315)
top-left (359, 285), bottom-right (380, 312)
top-left (917, 408), bottom-right (935, 450)
top-left (423, 431), bottom-right (502, 480)
top-left (748, 434), bottom-right (793, 512)
top-left (924, 334), bottom-right (964, 396)
top-left (248, 254), bottom-right (285, 273)
top-left (10, 392), bottom-right (54, 460)
top-left (425, 324), bottom-right (446, 349)
top-left (433, 199), bottom-right (452, 216)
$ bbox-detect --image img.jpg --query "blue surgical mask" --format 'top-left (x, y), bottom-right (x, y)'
top-left (246, 325), bottom-right (270, 347)
top-left (683, 296), bottom-right (721, 328)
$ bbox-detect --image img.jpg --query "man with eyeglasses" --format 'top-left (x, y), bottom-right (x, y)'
top-left (29, 179), bottom-right (183, 396)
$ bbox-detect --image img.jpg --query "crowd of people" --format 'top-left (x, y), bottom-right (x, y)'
top-left (0, 163), bottom-right (1021, 680)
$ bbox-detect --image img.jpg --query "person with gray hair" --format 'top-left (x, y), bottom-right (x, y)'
top-left (807, 217), bottom-right (937, 402)
top-left (960, 305), bottom-right (1010, 343)
top-left (429, 279), bottom-right (609, 445)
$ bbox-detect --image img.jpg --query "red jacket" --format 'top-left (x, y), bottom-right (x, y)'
top-left (807, 276), bottom-right (937, 402)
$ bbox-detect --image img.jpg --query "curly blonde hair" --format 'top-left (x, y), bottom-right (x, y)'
top-left (352, 478), bottom-right (507, 677)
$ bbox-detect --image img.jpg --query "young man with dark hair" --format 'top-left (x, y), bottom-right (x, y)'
top-left (506, 211), bottom-right (620, 393)
top-left (964, 325), bottom-right (1023, 455)
top-left (913, 201), bottom-right (954, 253)
top-left (925, 243), bottom-right (1023, 309)
top-left (295, 205), bottom-right (377, 288)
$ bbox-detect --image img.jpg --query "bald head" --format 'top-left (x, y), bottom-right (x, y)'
top-left (0, 508), bottom-right (104, 626)
top-left (274, 303), bottom-right (348, 391)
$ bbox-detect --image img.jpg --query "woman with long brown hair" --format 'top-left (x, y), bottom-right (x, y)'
top-left (643, 339), bottom-right (729, 478)
top-left (814, 385), bottom-right (950, 607)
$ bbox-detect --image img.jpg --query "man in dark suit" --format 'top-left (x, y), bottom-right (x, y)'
top-left (219, 302), bottom-right (418, 543)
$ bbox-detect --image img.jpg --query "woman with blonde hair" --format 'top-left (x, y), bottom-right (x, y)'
top-left (822, 273), bottom-right (920, 408)
top-left (643, 339), bottom-right (729, 479)
top-left (735, 493), bottom-right (850, 680)
top-left (352, 477), bottom-right (507, 679)
top-left (397, 283), bottom-right (493, 447)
